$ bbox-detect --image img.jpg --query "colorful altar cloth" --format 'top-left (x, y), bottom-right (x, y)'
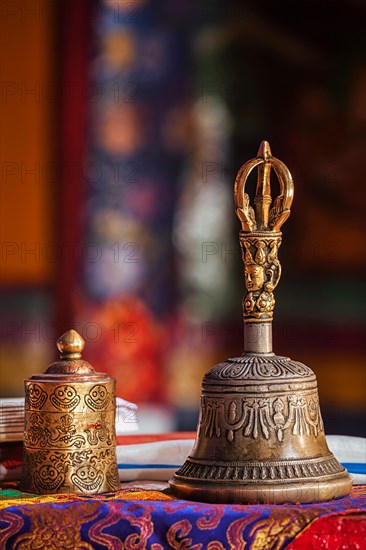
top-left (0, 483), bottom-right (365, 549)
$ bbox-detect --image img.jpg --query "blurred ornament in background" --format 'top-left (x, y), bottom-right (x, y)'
top-left (77, 0), bottom-right (195, 409)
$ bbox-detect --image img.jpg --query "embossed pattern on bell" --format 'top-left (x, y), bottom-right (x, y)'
top-left (169, 142), bottom-right (352, 504)
top-left (206, 355), bottom-right (314, 381)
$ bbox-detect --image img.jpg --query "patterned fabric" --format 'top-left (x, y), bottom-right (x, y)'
top-left (1, 484), bottom-right (365, 549)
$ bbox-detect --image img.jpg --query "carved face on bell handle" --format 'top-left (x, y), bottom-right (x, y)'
top-left (245, 263), bottom-right (265, 291)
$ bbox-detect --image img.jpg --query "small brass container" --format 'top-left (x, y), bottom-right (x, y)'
top-left (22, 330), bottom-right (120, 495)
top-left (170, 142), bottom-right (352, 504)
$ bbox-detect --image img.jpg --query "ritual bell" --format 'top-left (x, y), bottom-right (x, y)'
top-left (170, 142), bottom-right (352, 504)
top-left (22, 329), bottom-right (120, 494)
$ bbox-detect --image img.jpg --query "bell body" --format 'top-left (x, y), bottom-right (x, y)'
top-left (170, 142), bottom-right (352, 503)
top-left (22, 331), bottom-right (120, 495)
top-left (170, 354), bottom-right (352, 504)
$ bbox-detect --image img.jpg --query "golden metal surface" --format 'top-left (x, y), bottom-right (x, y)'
top-left (170, 142), bottom-right (352, 504)
top-left (235, 141), bottom-right (293, 326)
top-left (22, 330), bottom-right (120, 495)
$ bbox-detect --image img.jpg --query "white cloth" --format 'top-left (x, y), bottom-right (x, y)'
top-left (1, 434), bottom-right (365, 485)
top-left (326, 435), bottom-right (366, 485)
top-left (116, 435), bottom-right (366, 483)
top-left (117, 439), bottom-right (193, 481)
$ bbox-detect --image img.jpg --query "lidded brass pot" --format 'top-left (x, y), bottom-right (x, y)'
top-left (22, 329), bottom-right (120, 494)
top-left (170, 142), bottom-right (352, 504)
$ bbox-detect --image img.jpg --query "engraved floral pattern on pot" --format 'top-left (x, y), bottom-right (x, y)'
top-left (22, 328), bottom-right (118, 496)
top-left (25, 413), bottom-right (86, 448)
top-left (34, 464), bottom-right (65, 492)
top-left (106, 461), bottom-right (120, 491)
top-left (46, 414), bottom-right (86, 448)
top-left (84, 412), bottom-right (112, 446)
top-left (85, 384), bottom-right (109, 411)
top-left (50, 385), bottom-right (80, 412)
top-left (24, 413), bottom-right (45, 446)
top-left (26, 383), bottom-right (47, 409)
top-left (71, 465), bottom-right (103, 493)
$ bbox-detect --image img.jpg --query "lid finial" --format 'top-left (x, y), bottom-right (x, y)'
top-left (57, 329), bottom-right (85, 360)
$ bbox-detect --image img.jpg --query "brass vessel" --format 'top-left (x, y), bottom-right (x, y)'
top-left (170, 142), bottom-right (352, 504)
top-left (22, 329), bottom-right (120, 495)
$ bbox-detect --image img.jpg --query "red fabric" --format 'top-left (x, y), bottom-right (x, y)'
top-left (0, 444), bottom-right (22, 471)
top-left (116, 432), bottom-right (195, 445)
top-left (287, 512), bottom-right (366, 549)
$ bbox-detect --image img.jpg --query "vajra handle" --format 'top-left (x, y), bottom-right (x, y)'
top-left (234, 142), bottom-right (294, 336)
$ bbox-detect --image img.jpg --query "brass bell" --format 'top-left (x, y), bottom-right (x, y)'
top-left (22, 329), bottom-right (120, 494)
top-left (170, 142), bottom-right (352, 504)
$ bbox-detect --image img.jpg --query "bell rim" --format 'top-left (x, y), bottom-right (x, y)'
top-left (169, 471), bottom-right (353, 504)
